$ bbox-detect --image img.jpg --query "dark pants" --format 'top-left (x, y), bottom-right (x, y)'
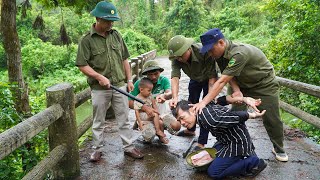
top-left (187, 79), bottom-right (210, 145)
top-left (208, 144), bottom-right (259, 180)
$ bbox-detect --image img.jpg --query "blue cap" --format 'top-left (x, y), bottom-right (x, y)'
top-left (200, 28), bottom-right (224, 54)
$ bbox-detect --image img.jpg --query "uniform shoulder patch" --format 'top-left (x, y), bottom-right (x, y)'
top-left (228, 58), bottom-right (236, 67)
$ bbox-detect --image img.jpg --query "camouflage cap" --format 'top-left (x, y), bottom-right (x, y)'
top-left (142, 60), bottom-right (164, 75)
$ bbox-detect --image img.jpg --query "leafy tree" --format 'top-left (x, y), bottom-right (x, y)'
top-left (1, 0), bottom-right (31, 114)
top-left (164, 0), bottom-right (206, 38)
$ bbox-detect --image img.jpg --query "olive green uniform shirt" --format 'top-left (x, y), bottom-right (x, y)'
top-left (171, 43), bottom-right (217, 82)
top-left (75, 25), bottom-right (130, 90)
top-left (216, 40), bottom-right (278, 96)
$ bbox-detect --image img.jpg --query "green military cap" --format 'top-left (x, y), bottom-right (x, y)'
top-left (90, 1), bottom-right (120, 21)
top-left (142, 60), bottom-right (164, 75)
top-left (167, 35), bottom-right (194, 60)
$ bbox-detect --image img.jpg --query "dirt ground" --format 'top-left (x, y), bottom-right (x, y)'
top-left (77, 57), bottom-right (320, 180)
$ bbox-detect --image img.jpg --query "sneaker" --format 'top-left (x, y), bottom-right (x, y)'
top-left (245, 159), bottom-right (267, 178)
top-left (272, 148), bottom-right (288, 162)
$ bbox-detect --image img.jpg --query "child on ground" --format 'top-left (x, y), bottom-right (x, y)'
top-left (134, 77), bottom-right (169, 144)
top-left (172, 95), bottom-right (267, 179)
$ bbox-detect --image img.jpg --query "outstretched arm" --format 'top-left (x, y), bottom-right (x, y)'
top-left (193, 75), bottom-right (233, 113)
top-left (170, 77), bottom-right (180, 108)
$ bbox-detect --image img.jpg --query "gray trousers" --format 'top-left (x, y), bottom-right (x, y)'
top-left (91, 86), bottom-right (135, 151)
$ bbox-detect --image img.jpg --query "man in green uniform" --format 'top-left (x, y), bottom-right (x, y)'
top-left (167, 35), bottom-right (218, 149)
top-left (193, 28), bottom-right (288, 162)
top-left (75, 1), bottom-right (143, 162)
top-left (129, 60), bottom-right (181, 134)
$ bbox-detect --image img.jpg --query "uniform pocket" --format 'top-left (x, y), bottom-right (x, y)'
top-left (91, 48), bottom-right (106, 68)
top-left (111, 44), bottom-right (122, 59)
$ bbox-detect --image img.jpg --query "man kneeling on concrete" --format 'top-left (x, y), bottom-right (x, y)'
top-left (172, 96), bottom-right (267, 179)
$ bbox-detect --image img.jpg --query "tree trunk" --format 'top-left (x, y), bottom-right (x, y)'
top-left (1, 0), bottom-right (31, 114)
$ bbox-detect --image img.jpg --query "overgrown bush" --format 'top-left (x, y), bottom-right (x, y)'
top-left (21, 38), bottom-right (77, 78)
top-left (121, 29), bottom-right (158, 57)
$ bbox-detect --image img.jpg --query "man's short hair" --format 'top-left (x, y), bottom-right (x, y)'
top-left (139, 77), bottom-right (153, 88)
top-left (172, 100), bottom-right (191, 118)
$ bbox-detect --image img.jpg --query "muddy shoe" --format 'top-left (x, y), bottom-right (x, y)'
top-left (89, 151), bottom-right (102, 162)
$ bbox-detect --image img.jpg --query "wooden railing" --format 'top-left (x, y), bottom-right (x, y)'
top-left (276, 77), bottom-right (320, 128)
top-left (0, 50), bottom-right (156, 180)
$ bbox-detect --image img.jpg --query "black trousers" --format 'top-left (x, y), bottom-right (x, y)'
top-left (187, 79), bottom-right (210, 145)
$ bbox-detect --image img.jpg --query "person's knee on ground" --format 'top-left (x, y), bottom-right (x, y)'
top-left (170, 120), bottom-right (181, 131)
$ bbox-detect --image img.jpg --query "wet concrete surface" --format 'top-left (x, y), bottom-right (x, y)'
top-left (78, 57), bottom-right (320, 180)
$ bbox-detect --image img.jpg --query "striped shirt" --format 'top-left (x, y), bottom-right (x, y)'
top-left (197, 98), bottom-right (255, 158)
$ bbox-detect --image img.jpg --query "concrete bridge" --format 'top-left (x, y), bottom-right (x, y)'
top-left (78, 57), bottom-right (320, 180)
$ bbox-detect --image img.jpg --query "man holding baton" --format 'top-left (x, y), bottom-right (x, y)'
top-left (75, 1), bottom-right (143, 162)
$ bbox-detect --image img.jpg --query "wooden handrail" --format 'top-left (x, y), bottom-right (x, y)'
top-left (277, 76), bottom-right (320, 98)
top-left (22, 144), bottom-right (68, 180)
top-left (280, 101), bottom-right (320, 128)
top-left (0, 104), bottom-right (64, 160)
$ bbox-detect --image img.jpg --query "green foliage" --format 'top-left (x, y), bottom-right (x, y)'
top-left (0, 82), bottom-right (22, 133)
top-left (0, 82), bottom-right (48, 179)
top-left (264, 0), bottom-right (320, 86)
top-left (0, 44), bottom-right (6, 69)
top-left (21, 38), bottom-right (78, 78)
top-left (121, 29), bottom-right (158, 57)
top-left (165, 0), bottom-right (206, 38)
top-left (281, 111), bottom-right (320, 143)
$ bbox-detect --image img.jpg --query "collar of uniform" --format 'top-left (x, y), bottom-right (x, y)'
top-left (190, 43), bottom-right (202, 62)
top-left (90, 23), bottom-right (114, 36)
top-left (222, 39), bottom-right (232, 59)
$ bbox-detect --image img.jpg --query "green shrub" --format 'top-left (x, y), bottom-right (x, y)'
top-left (21, 38), bottom-right (77, 78)
top-left (121, 29), bottom-right (158, 57)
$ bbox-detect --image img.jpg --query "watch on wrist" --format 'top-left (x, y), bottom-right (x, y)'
top-left (128, 80), bottom-right (133, 83)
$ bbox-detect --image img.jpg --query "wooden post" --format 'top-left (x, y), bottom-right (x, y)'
top-left (46, 83), bottom-right (80, 179)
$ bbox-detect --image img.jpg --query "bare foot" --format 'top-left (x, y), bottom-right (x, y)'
top-left (156, 130), bottom-right (166, 138)
top-left (159, 136), bottom-right (169, 144)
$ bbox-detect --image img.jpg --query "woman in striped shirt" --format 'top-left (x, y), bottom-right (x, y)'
top-left (172, 96), bottom-right (267, 179)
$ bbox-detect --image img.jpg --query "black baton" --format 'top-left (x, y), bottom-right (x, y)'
top-left (110, 85), bottom-right (145, 105)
